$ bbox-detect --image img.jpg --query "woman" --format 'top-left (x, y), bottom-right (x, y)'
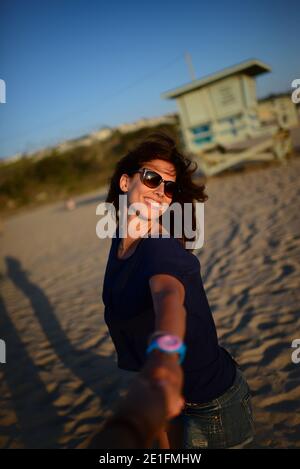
top-left (102, 132), bottom-right (255, 449)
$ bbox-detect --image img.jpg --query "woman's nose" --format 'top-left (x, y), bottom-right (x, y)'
top-left (154, 181), bottom-right (165, 196)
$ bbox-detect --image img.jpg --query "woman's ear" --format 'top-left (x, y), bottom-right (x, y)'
top-left (119, 174), bottom-right (129, 192)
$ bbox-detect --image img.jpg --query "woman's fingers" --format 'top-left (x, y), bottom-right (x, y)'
top-left (154, 378), bottom-right (185, 419)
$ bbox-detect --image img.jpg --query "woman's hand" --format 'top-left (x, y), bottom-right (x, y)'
top-left (85, 349), bottom-right (185, 449)
top-left (140, 349), bottom-right (185, 419)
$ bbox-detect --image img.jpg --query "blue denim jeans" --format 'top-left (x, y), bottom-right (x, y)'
top-left (172, 367), bottom-right (255, 449)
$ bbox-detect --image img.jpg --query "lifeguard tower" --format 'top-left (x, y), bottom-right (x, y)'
top-left (161, 59), bottom-right (292, 175)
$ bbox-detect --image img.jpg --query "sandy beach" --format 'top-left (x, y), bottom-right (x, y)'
top-left (0, 157), bottom-right (299, 449)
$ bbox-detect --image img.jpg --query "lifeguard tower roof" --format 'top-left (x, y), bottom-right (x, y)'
top-left (161, 59), bottom-right (271, 100)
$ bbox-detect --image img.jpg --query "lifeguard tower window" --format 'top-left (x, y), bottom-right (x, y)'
top-left (191, 124), bottom-right (213, 146)
top-left (218, 114), bottom-right (245, 137)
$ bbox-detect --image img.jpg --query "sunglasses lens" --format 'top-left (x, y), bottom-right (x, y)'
top-left (141, 169), bottom-right (178, 198)
top-left (143, 170), bottom-right (162, 188)
top-left (164, 181), bottom-right (177, 198)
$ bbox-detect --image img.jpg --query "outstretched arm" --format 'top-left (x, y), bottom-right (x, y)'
top-left (149, 273), bottom-right (186, 341)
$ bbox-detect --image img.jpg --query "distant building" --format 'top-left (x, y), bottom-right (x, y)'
top-left (258, 93), bottom-right (299, 129)
top-left (161, 59), bottom-right (271, 153)
top-left (2, 114), bottom-right (178, 162)
top-left (57, 127), bottom-right (113, 153)
top-left (117, 114), bottom-right (177, 134)
top-left (90, 127), bottom-right (113, 142)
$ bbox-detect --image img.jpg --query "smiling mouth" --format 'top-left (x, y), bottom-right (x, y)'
top-left (144, 197), bottom-right (163, 208)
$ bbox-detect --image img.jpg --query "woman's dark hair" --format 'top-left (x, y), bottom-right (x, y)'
top-left (105, 131), bottom-right (208, 249)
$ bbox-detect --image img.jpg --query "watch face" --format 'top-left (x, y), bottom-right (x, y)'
top-left (157, 334), bottom-right (181, 352)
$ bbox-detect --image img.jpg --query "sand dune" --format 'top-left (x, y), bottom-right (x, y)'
top-left (0, 158), bottom-right (299, 448)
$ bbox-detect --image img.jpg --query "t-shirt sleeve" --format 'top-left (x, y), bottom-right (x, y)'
top-left (141, 236), bottom-right (200, 287)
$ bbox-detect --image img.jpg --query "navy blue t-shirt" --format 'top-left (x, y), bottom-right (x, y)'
top-left (102, 227), bottom-right (236, 404)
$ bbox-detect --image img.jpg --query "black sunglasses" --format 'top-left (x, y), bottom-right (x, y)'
top-left (133, 168), bottom-right (180, 198)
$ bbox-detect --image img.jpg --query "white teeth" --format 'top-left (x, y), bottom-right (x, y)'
top-left (144, 197), bottom-right (161, 208)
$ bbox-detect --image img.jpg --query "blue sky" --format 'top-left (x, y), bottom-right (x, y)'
top-left (0, 0), bottom-right (299, 159)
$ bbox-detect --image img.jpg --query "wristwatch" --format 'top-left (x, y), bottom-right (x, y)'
top-left (146, 334), bottom-right (186, 364)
